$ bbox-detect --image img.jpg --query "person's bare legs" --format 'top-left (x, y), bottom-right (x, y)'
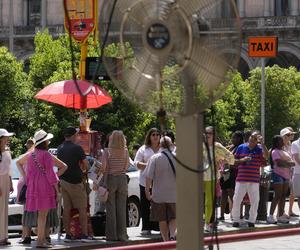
top-left (270, 184), bottom-right (283, 216)
top-left (159, 221), bottom-right (169, 241)
top-left (168, 219), bottom-right (176, 239)
top-left (278, 183), bottom-right (289, 217)
top-left (37, 210), bottom-right (48, 246)
top-left (288, 191), bottom-right (296, 216)
top-left (78, 207), bottom-right (88, 236)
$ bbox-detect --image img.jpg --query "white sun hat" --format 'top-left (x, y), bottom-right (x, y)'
top-left (34, 129), bottom-right (53, 146)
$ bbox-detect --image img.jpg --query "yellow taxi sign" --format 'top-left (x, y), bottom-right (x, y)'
top-left (248, 37), bottom-right (278, 58)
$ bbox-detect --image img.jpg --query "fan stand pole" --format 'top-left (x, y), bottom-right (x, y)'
top-left (176, 113), bottom-right (204, 250)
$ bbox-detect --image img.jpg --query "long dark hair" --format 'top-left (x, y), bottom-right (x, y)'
top-left (229, 131), bottom-right (244, 154)
top-left (270, 135), bottom-right (283, 169)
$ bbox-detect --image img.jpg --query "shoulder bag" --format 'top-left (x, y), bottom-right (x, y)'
top-left (161, 151), bottom-right (176, 176)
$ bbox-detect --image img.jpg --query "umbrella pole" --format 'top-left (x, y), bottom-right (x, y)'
top-left (79, 41), bottom-right (88, 131)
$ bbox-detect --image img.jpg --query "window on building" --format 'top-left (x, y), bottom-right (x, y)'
top-left (28, 0), bottom-right (41, 26)
top-left (275, 0), bottom-right (289, 16)
top-left (221, 0), bottom-right (238, 18)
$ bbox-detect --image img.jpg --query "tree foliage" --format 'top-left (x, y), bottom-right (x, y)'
top-left (2, 30), bottom-right (300, 155)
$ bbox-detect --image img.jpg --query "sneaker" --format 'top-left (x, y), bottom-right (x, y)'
top-left (64, 234), bottom-right (76, 242)
top-left (169, 236), bottom-right (176, 241)
top-left (281, 213), bottom-right (290, 220)
top-left (140, 230), bottom-right (151, 236)
top-left (204, 224), bottom-right (213, 233)
top-left (277, 216), bottom-right (289, 224)
top-left (232, 222), bottom-right (240, 228)
top-left (267, 215), bottom-right (277, 224)
top-left (289, 212), bottom-right (299, 217)
top-left (218, 216), bottom-right (225, 221)
top-left (46, 237), bottom-right (51, 244)
top-left (18, 237), bottom-right (31, 244)
top-left (81, 235), bottom-right (96, 243)
top-left (248, 222), bottom-right (255, 227)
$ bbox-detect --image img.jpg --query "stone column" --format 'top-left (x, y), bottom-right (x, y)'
top-left (264, 0), bottom-right (271, 16)
top-left (41, 0), bottom-right (47, 29)
top-left (289, 0), bottom-right (299, 15)
top-left (237, 0), bottom-right (246, 17)
top-left (9, 0), bottom-right (14, 53)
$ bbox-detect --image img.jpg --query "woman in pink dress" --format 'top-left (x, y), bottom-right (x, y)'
top-left (26, 130), bottom-right (59, 248)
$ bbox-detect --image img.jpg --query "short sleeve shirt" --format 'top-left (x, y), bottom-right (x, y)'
top-left (57, 141), bottom-right (86, 184)
top-left (235, 143), bottom-right (264, 183)
top-left (134, 145), bottom-right (160, 187)
top-left (291, 139), bottom-right (300, 174)
top-left (144, 150), bottom-right (176, 203)
top-left (272, 149), bottom-right (291, 180)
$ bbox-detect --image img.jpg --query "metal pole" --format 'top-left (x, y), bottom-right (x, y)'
top-left (176, 113), bottom-right (203, 250)
top-left (9, 0), bottom-right (14, 53)
top-left (261, 58), bottom-right (265, 139)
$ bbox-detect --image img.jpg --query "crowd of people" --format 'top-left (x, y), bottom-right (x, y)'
top-left (204, 126), bottom-right (300, 232)
top-left (0, 126), bottom-right (177, 247)
top-left (1, 124), bottom-right (300, 246)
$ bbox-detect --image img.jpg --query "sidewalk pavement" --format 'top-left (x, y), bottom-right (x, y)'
top-left (2, 202), bottom-right (300, 249)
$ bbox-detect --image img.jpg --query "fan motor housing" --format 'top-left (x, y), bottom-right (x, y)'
top-left (143, 20), bottom-right (172, 55)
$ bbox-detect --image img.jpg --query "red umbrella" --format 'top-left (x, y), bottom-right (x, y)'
top-left (34, 80), bottom-right (112, 109)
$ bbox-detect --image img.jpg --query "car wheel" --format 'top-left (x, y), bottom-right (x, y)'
top-left (127, 197), bottom-right (140, 227)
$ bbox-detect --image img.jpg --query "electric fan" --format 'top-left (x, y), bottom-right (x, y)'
top-left (99, 0), bottom-right (241, 116)
top-left (99, 1), bottom-right (241, 249)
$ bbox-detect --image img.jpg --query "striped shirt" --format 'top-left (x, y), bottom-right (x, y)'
top-left (235, 143), bottom-right (265, 183)
top-left (102, 148), bottom-right (129, 176)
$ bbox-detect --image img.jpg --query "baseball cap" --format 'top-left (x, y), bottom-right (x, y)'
top-left (63, 126), bottom-right (79, 137)
top-left (280, 128), bottom-right (296, 137)
top-left (0, 129), bottom-right (14, 137)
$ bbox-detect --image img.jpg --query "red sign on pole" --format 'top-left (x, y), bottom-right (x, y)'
top-left (64, 0), bottom-right (96, 43)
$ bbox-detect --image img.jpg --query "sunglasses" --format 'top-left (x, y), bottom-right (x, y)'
top-left (285, 134), bottom-right (292, 137)
top-left (151, 133), bottom-right (160, 137)
top-left (205, 132), bottom-right (213, 135)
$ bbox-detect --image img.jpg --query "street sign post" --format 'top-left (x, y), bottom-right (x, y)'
top-left (248, 36), bottom-right (278, 222)
top-left (248, 36), bottom-right (278, 139)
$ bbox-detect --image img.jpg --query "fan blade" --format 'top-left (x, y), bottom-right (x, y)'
top-left (123, 67), bottom-right (157, 104)
top-left (132, 49), bottom-right (161, 76)
top-left (117, 0), bottom-right (138, 13)
top-left (177, 0), bottom-right (215, 18)
top-left (182, 38), bottom-right (230, 93)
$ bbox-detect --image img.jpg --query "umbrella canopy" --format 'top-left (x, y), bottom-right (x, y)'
top-left (35, 80), bottom-right (112, 109)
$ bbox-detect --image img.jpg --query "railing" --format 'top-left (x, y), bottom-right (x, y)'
top-left (201, 16), bottom-right (300, 31)
top-left (0, 24), bottom-right (65, 38)
top-left (242, 16), bottom-right (300, 30)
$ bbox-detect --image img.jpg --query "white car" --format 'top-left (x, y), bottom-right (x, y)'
top-left (8, 155), bottom-right (141, 232)
top-left (8, 158), bottom-right (24, 231)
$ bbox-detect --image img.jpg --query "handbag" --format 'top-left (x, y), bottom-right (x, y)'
top-left (97, 149), bottom-right (110, 202)
top-left (18, 184), bottom-right (27, 204)
top-left (98, 186), bottom-right (109, 202)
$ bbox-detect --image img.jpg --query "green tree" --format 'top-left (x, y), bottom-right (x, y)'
top-left (243, 65), bottom-right (300, 146)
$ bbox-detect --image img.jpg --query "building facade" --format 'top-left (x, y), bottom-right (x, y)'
top-left (0, 0), bottom-right (299, 78)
